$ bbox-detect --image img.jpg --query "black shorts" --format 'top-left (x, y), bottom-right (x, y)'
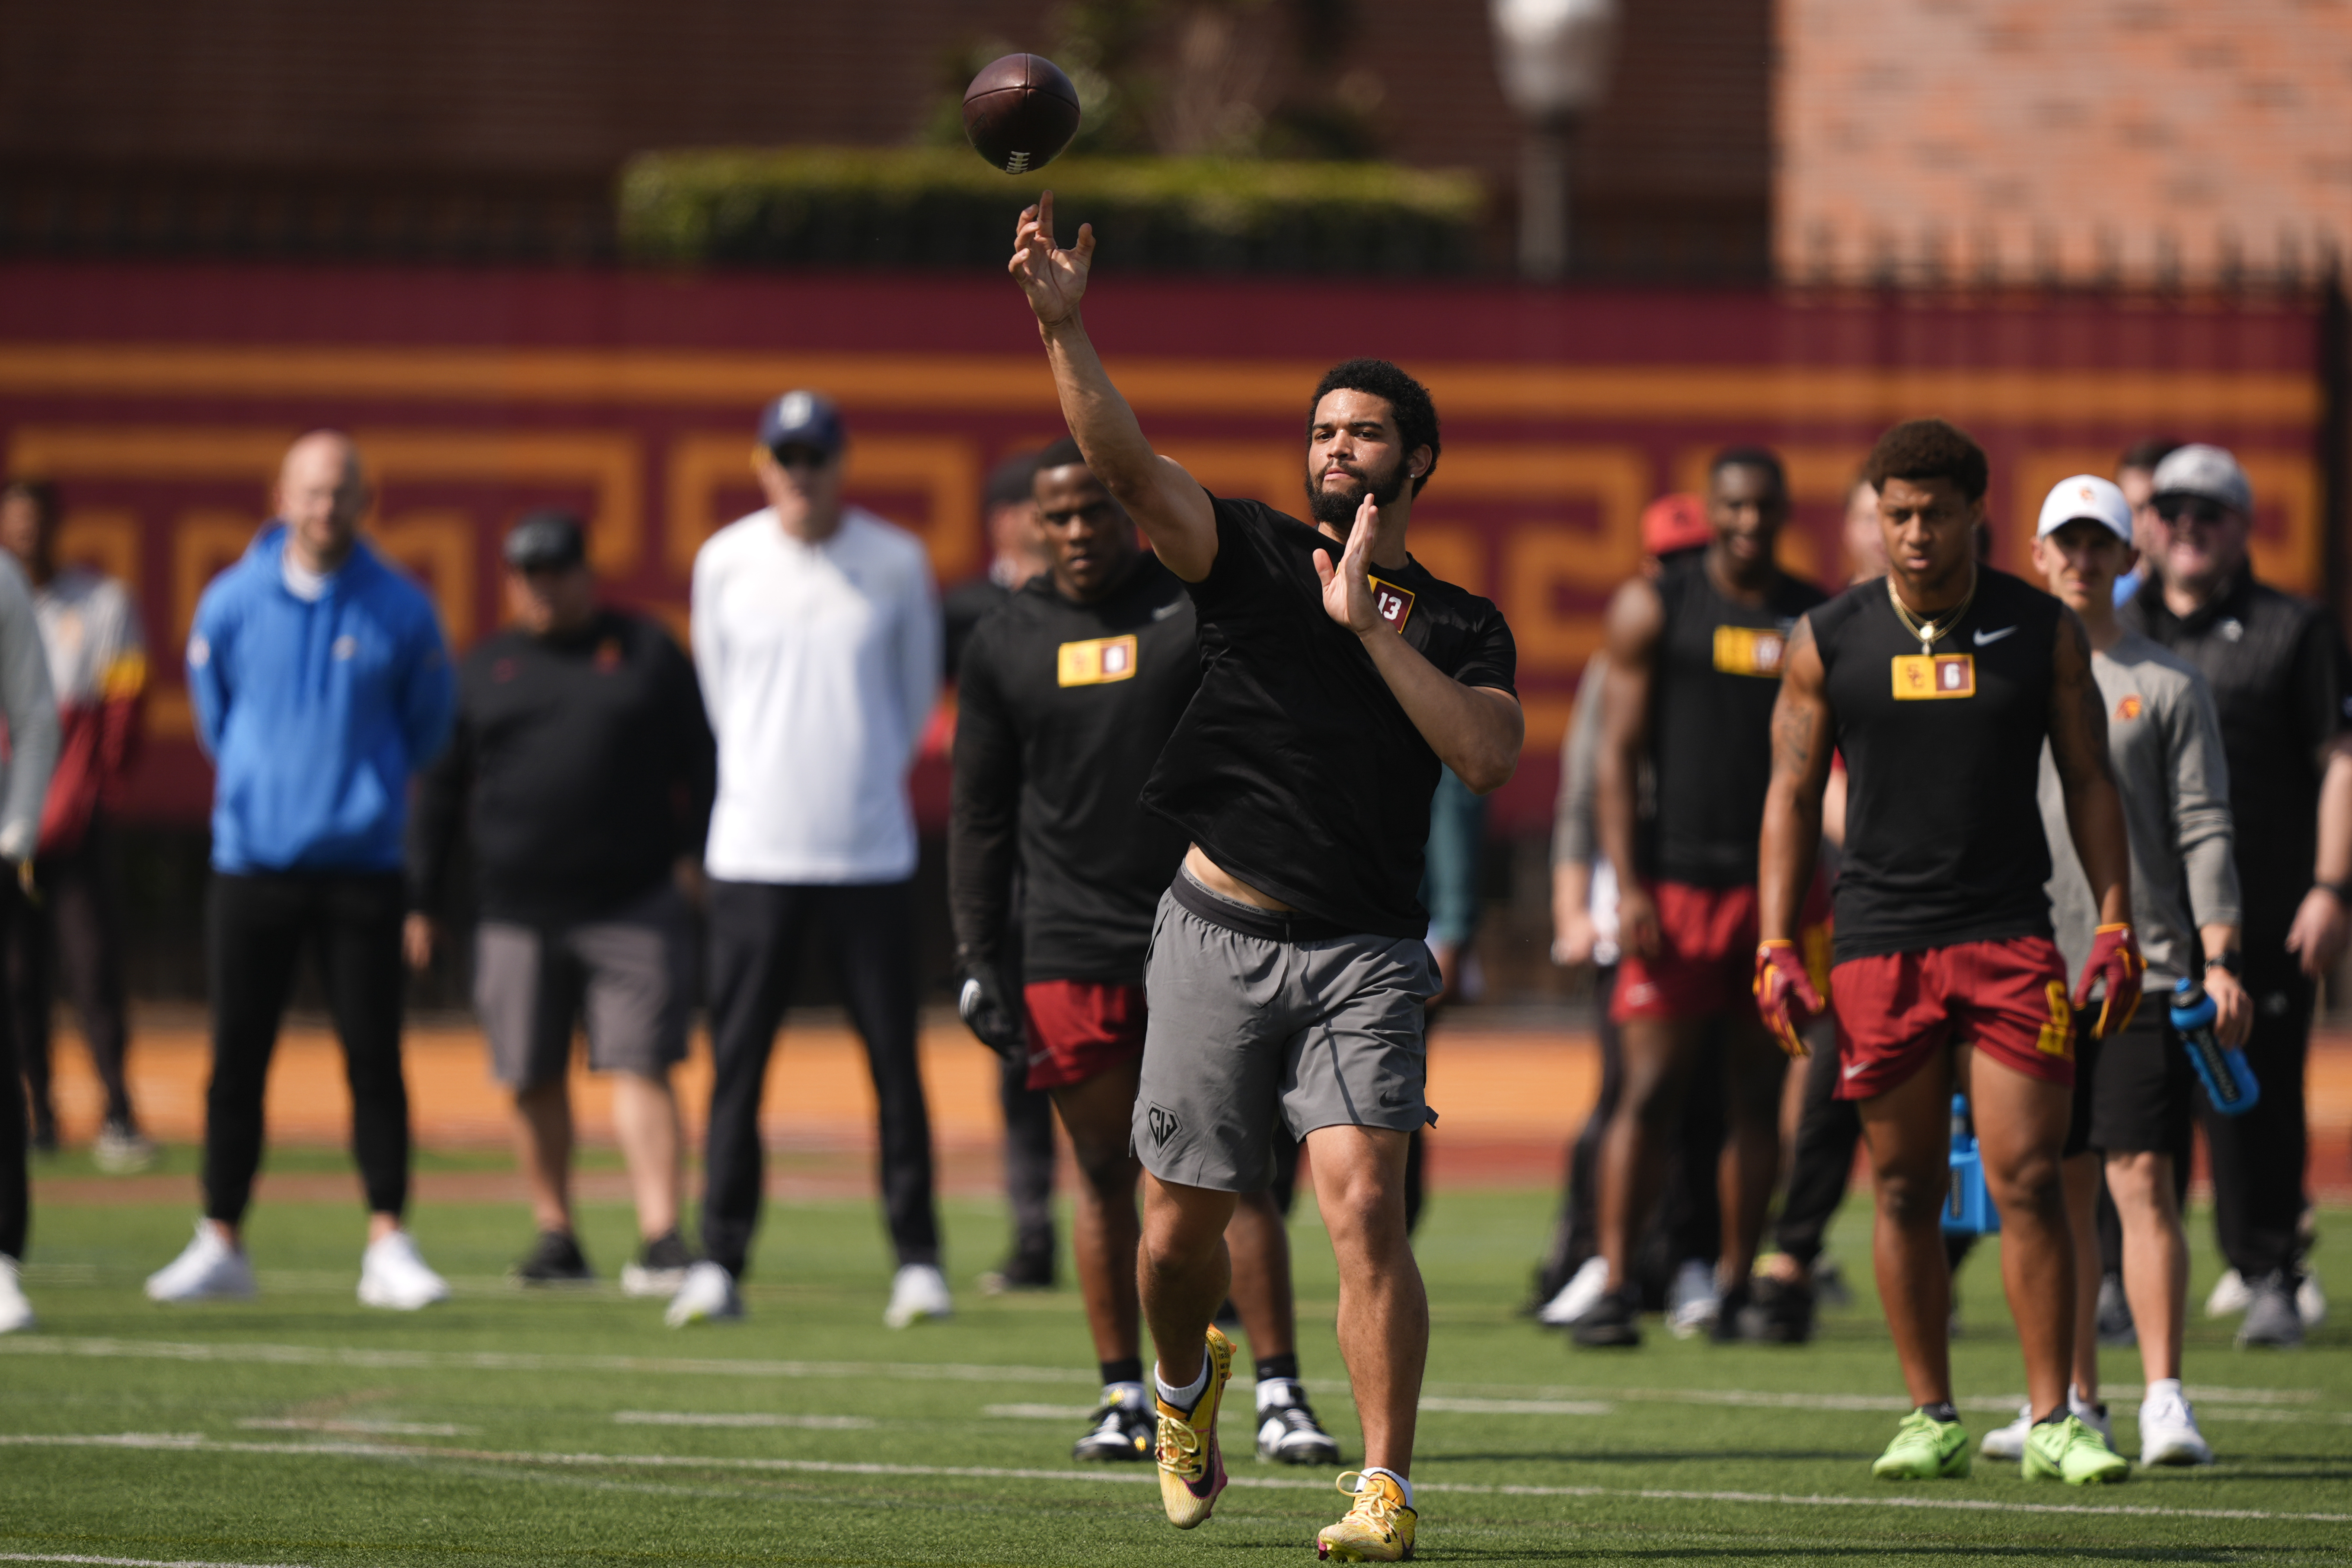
top-left (2069, 1014), bottom-right (2194, 1158)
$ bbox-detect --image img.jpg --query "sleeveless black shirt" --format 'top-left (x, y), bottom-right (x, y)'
top-left (1810, 568), bottom-right (2064, 963)
top-left (1647, 554), bottom-right (1827, 886)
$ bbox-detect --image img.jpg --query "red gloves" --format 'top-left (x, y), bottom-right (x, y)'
top-left (2076, 922), bottom-right (2146, 1039)
top-left (1753, 940), bottom-right (1823, 1058)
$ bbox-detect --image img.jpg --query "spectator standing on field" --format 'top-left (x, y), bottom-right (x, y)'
top-left (144, 431), bottom-right (456, 1312)
top-left (405, 512), bottom-right (715, 1298)
top-left (943, 450), bottom-right (1061, 1294)
top-left (2122, 443), bottom-right (2352, 1347)
top-left (0, 479), bottom-right (152, 1172)
top-left (668, 390), bottom-right (950, 1331)
top-left (0, 549), bottom-right (63, 1334)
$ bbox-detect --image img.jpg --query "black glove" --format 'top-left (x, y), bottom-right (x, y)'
top-left (956, 962), bottom-right (1025, 1060)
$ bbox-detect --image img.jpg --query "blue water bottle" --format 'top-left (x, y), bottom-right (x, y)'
top-left (2172, 976), bottom-right (2259, 1115)
top-left (1944, 1095), bottom-right (2001, 1235)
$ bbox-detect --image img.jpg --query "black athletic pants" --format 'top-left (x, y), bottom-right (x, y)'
top-left (204, 872), bottom-right (410, 1225)
top-left (13, 822), bottom-right (137, 1133)
top-left (2204, 969), bottom-right (2313, 1280)
top-left (701, 878), bottom-right (939, 1277)
top-left (1774, 1030), bottom-right (1855, 1267)
top-left (999, 1049), bottom-right (1057, 1261)
top-left (0, 889), bottom-right (25, 1259)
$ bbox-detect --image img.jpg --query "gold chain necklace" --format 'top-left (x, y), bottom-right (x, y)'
top-left (1886, 568), bottom-right (1977, 653)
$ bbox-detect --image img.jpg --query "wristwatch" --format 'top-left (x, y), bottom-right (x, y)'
top-left (2321, 880), bottom-right (2352, 907)
top-left (2205, 949), bottom-right (2243, 976)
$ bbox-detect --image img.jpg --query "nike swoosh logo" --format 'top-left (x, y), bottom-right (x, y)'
top-left (1973, 626), bottom-right (2018, 646)
top-left (1152, 601), bottom-right (1184, 621)
top-left (1843, 1061), bottom-right (1867, 1079)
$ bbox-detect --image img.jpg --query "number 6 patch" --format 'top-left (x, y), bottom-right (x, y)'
top-left (1891, 653), bottom-right (1975, 700)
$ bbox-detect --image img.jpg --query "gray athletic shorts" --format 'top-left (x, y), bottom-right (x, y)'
top-left (474, 885), bottom-right (693, 1089)
top-left (1134, 871), bottom-right (1440, 1192)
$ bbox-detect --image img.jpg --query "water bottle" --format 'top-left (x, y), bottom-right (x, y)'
top-left (2171, 976), bottom-right (2259, 1116)
top-left (1944, 1094), bottom-right (2001, 1235)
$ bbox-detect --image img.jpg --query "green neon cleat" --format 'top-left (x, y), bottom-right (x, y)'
top-left (1870, 1408), bottom-right (1972, 1479)
top-left (2023, 1412), bottom-right (2131, 1485)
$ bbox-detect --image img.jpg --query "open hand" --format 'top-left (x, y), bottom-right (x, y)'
top-left (1312, 490), bottom-right (1382, 635)
top-left (1008, 190), bottom-right (1095, 327)
top-left (2286, 885), bottom-right (2350, 980)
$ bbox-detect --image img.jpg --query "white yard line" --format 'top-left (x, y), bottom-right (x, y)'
top-left (612, 1412), bottom-right (874, 1430)
top-left (0, 1555), bottom-right (313, 1568)
top-left (5, 1433), bottom-right (2348, 1526)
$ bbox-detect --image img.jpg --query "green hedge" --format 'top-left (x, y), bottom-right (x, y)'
top-left (617, 147), bottom-right (1484, 275)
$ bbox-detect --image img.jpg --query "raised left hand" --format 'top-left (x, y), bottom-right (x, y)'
top-left (1312, 490), bottom-right (1382, 636)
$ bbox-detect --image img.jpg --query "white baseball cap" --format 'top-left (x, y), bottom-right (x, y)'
top-left (2035, 474), bottom-right (2133, 545)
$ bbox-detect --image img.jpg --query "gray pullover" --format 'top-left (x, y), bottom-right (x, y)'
top-left (2037, 630), bottom-right (2239, 987)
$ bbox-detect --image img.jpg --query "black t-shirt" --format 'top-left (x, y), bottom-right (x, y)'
top-left (941, 573), bottom-right (1011, 681)
top-left (2123, 573), bottom-right (2351, 974)
top-left (408, 610), bottom-right (715, 924)
top-left (1811, 569), bottom-right (2063, 962)
top-left (1647, 555), bottom-right (1827, 886)
top-left (948, 557), bottom-right (1200, 984)
top-left (1138, 495), bottom-right (1517, 939)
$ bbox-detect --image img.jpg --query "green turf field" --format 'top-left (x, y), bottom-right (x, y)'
top-left (5, 1161), bottom-right (2349, 1566)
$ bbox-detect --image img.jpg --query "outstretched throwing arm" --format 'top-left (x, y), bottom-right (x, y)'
top-left (1010, 193), bottom-right (1217, 581)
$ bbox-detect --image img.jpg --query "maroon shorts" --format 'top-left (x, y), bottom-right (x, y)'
top-left (1612, 878), bottom-right (1832, 1023)
top-left (1022, 980), bottom-right (1147, 1092)
top-left (1830, 936), bottom-right (2075, 1100)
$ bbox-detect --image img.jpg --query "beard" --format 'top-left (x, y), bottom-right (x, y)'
top-left (1306, 452), bottom-right (1408, 530)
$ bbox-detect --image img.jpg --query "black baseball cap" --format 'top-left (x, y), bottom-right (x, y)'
top-left (504, 510), bottom-right (587, 572)
top-left (757, 390), bottom-right (845, 457)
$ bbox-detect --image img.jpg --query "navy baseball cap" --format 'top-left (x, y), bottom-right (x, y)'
top-left (503, 510), bottom-right (587, 572)
top-left (757, 390), bottom-right (845, 457)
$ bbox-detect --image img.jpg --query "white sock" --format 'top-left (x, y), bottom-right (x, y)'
top-left (1360, 1466), bottom-right (1413, 1508)
top-left (1155, 1360), bottom-right (1210, 1412)
top-left (2068, 1383), bottom-right (2102, 1414)
top-left (2144, 1377), bottom-right (2184, 1404)
top-left (1257, 1376), bottom-right (1302, 1414)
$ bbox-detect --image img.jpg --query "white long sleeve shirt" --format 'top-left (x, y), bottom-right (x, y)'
top-left (0, 554), bottom-right (58, 861)
top-left (693, 505), bottom-right (940, 883)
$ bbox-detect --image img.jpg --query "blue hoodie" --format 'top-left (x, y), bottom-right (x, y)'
top-left (188, 524), bottom-right (456, 874)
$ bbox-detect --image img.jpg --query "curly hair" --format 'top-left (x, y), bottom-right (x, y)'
top-left (1864, 418), bottom-right (1988, 503)
top-left (1307, 359), bottom-right (1441, 495)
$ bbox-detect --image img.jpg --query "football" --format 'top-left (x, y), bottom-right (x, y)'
top-left (962, 53), bottom-right (1082, 176)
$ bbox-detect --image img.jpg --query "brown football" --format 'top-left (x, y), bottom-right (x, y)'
top-left (962, 53), bottom-right (1082, 176)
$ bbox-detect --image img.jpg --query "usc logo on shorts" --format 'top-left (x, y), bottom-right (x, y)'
top-left (2037, 981), bottom-right (2074, 1058)
top-left (1057, 635), bottom-right (1139, 687)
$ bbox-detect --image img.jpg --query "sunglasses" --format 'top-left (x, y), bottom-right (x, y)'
top-left (768, 444), bottom-right (835, 472)
top-left (2154, 498), bottom-right (2230, 527)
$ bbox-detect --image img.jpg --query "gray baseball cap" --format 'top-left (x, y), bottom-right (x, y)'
top-left (2150, 444), bottom-right (2252, 515)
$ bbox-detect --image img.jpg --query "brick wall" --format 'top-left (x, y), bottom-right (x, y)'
top-left (1780, 0), bottom-right (2352, 288)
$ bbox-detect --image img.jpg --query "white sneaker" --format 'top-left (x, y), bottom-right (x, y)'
top-left (145, 1221), bottom-right (256, 1303)
top-left (357, 1231), bottom-right (450, 1310)
top-left (93, 1120), bottom-right (159, 1175)
top-left (2298, 1264), bottom-right (2327, 1328)
top-left (1666, 1258), bottom-right (1719, 1340)
top-left (1980, 1402), bottom-right (2033, 1460)
top-left (883, 1262), bottom-right (953, 1328)
top-left (2138, 1385), bottom-right (2215, 1466)
top-left (1539, 1255), bottom-right (1610, 1327)
top-left (664, 1260), bottom-right (743, 1327)
top-left (2205, 1268), bottom-right (2251, 1317)
top-left (0, 1255), bottom-right (34, 1332)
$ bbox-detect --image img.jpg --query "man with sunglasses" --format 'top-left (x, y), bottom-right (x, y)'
top-left (672, 391), bottom-right (949, 1332)
top-left (2121, 443), bottom-right (2352, 1348)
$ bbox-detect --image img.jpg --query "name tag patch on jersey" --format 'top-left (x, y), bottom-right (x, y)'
top-left (1713, 625), bottom-right (1788, 677)
top-left (1890, 653), bottom-right (1975, 699)
top-left (1369, 576), bottom-right (1415, 632)
top-left (1057, 634), bottom-right (1139, 687)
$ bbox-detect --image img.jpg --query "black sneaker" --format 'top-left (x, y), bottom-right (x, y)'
top-left (978, 1243), bottom-right (1056, 1295)
top-left (2095, 1270), bottom-right (2138, 1347)
top-left (1709, 1280), bottom-right (1754, 1344)
top-left (2238, 1269), bottom-right (2305, 1348)
top-left (1072, 1383), bottom-right (1153, 1461)
top-left (1254, 1379), bottom-right (1343, 1465)
top-left (511, 1230), bottom-right (594, 1285)
top-left (1745, 1274), bottom-right (1816, 1344)
top-left (621, 1230), bottom-right (694, 1298)
top-left (1571, 1285), bottom-right (1643, 1348)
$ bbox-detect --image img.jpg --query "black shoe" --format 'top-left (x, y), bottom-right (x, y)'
top-left (979, 1243), bottom-right (1056, 1295)
top-left (1571, 1285), bottom-right (1643, 1348)
top-left (2095, 1270), bottom-right (2138, 1347)
top-left (621, 1230), bottom-right (694, 1297)
top-left (1254, 1380), bottom-right (1343, 1464)
top-left (511, 1230), bottom-right (594, 1285)
top-left (2238, 1269), bottom-right (2305, 1348)
top-left (1072, 1385), bottom-right (1154, 1461)
top-left (1709, 1281), bottom-right (1754, 1344)
top-left (1745, 1274), bottom-right (1816, 1344)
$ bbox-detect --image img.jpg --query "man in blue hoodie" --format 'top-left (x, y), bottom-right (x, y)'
top-left (146, 431), bottom-right (457, 1311)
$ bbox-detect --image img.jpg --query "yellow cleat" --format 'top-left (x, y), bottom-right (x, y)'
top-left (1153, 1325), bottom-right (1234, 1528)
top-left (1317, 1470), bottom-right (1417, 1562)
